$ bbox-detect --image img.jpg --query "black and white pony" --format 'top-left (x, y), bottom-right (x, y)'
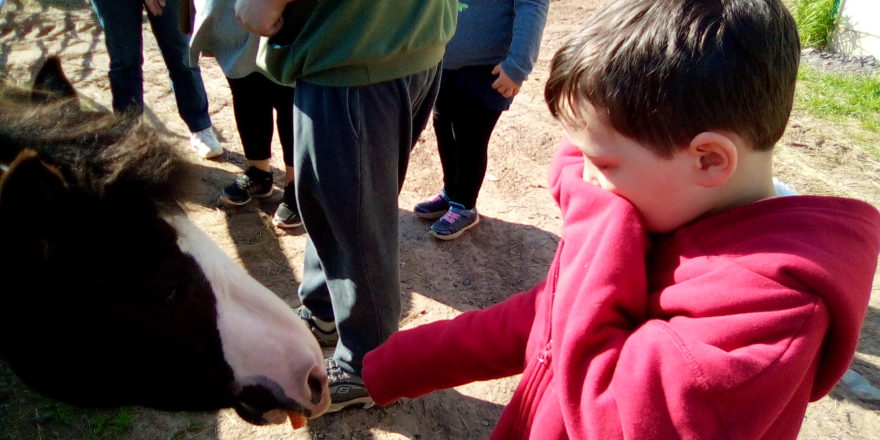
top-left (0, 58), bottom-right (329, 427)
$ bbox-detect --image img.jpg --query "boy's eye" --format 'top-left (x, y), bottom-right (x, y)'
top-left (589, 159), bottom-right (613, 171)
top-left (582, 153), bottom-right (612, 170)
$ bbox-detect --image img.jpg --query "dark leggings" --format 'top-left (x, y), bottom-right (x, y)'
top-left (433, 80), bottom-right (503, 210)
top-left (226, 72), bottom-right (295, 167)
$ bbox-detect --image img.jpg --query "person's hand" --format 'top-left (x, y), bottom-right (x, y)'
top-left (143, 0), bottom-right (166, 16)
top-left (491, 64), bottom-right (521, 99)
top-left (234, 0), bottom-right (289, 36)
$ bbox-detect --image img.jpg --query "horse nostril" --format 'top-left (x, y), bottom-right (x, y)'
top-left (308, 369), bottom-right (326, 405)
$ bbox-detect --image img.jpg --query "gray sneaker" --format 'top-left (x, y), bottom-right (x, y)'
top-left (273, 183), bottom-right (303, 229)
top-left (295, 306), bottom-right (338, 348)
top-left (325, 358), bottom-right (375, 413)
top-left (272, 202), bottom-right (302, 229)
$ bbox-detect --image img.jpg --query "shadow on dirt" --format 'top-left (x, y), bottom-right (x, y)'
top-left (399, 207), bottom-right (560, 314)
top-left (0, 1), bottom-right (103, 84)
top-left (305, 389), bottom-right (505, 439)
top-left (858, 306), bottom-right (880, 358)
top-left (185, 154), bottom-right (561, 319)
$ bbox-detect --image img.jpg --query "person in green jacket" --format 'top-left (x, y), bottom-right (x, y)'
top-left (234, 0), bottom-right (458, 412)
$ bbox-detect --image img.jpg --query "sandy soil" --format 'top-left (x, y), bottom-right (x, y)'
top-left (1, 0), bottom-right (878, 439)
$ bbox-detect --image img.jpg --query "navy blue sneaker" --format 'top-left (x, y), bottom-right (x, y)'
top-left (220, 167), bottom-right (273, 206)
top-left (429, 202), bottom-right (479, 240)
top-left (414, 192), bottom-right (450, 219)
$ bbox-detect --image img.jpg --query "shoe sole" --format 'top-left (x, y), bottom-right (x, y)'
top-left (201, 148), bottom-right (224, 159)
top-left (272, 217), bottom-right (303, 230)
top-left (326, 396), bottom-right (375, 413)
top-left (429, 214), bottom-right (480, 241)
top-left (414, 209), bottom-right (447, 220)
top-left (219, 190), bottom-right (274, 207)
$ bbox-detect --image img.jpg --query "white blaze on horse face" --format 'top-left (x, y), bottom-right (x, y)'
top-left (164, 214), bottom-right (329, 416)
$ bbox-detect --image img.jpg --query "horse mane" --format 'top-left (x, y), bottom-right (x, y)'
top-left (0, 86), bottom-right (193, 213)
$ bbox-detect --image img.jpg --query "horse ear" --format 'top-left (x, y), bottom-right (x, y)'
top-left (0, 149), bottom-right (68, 261)
top-left (31, 57), bottom-right (77, 104)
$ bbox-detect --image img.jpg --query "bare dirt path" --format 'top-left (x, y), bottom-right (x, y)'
top-left (1, 0), bottom-right (878, 439)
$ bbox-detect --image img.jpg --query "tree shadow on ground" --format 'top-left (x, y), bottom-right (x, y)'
top-left (305, 389), bottom-right (504, 439)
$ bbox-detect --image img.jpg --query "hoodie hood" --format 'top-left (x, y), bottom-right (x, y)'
top-left (673, 194), bottom-right (880, 398)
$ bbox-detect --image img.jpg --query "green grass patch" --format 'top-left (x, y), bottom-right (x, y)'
top-left (795, 65), bottom-right (880, 135)
top-left (1, 361), bottom-right (136, 440)
top-left (791, 0), bottom-right (837, 49)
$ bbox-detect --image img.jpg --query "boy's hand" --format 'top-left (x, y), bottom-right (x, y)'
top-left (143, 0), bottom-right (166, 16)
top-left (234, 0), bottom-right (290, 36)
top-left (492, 64), bottom-right (521, 99)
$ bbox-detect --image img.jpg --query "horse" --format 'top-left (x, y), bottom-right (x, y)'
top-left (0, 58), bottom-right (329, 428)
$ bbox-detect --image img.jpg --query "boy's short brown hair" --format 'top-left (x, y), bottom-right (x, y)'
top-left (545, 0), bottom-right (799, 157)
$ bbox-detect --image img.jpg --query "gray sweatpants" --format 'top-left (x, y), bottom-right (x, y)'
top-left (294, 65), bottom-right (441, 374)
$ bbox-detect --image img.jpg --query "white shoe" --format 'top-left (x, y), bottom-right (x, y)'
top-left (190, 126), bottom-right (223, 159)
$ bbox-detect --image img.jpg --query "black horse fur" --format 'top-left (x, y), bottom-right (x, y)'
top-left (0, 58), bottom-right (328, 421)
top-left (0, 58), bottom-right (235, 411)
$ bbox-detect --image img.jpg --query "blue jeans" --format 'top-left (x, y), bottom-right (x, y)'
top-left (91, 0), bottom-right (211, 132)
top-left (295, 65), bottom-right (442, 374)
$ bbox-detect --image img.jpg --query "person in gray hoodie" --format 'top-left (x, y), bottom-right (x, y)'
top-left (187, 0), bottom-right (300, 228)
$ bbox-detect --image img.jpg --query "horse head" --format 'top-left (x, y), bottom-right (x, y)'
top-left (0, 58), bottom-right (329, 427)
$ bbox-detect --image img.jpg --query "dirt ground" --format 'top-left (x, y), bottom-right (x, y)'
top-left (1, 0), bottom-right (878, 439)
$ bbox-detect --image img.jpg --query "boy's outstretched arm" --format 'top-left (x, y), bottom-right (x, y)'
top-left (363, 284), bottom-right (541, 406)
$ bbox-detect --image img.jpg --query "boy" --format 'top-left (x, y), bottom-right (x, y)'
top-left (358, 0), bottom-right (880, 438)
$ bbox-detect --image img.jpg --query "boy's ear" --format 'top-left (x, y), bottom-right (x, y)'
top-left (687, 131), bottom-right (738, 187)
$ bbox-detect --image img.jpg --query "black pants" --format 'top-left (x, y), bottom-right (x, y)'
top-left (433, 68), bottom-right (504, 210)
top-left (226, 72), bottom-right (295, 166)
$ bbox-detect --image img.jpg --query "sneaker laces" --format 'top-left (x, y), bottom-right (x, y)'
top-left (326, 359), bottom-right (359, 384)
top-left (234, 174), bottom-right (259, 195)
top-left (442, 203), bottom-right (474, 223)
top-left (429, 192), bottom-right (448, 204)
top-left (440, 210), bottom-right (462, 224)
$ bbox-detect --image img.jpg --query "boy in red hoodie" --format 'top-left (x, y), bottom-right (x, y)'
top-left (358, 0), bottom-right (880, 438)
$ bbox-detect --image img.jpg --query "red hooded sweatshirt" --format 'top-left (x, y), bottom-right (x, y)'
top-left (363, 141), bottom-right (880, 439)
